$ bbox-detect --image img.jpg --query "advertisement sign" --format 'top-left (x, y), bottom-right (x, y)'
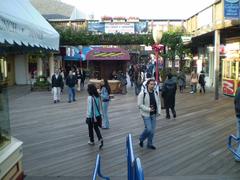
top-left (224, 0), bottom-right (240, 19)
top-left (135, 22), bottom-right (148, 33)
top-left (105, 23), bottom-right (134, 34)
top-left (88, 22), bottom-right (105, 33)
top-left (223, 79), bottom-right (235, 95)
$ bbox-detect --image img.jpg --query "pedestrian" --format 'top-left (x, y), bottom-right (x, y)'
top-left (198, 70), bottom-right (206, 93)
top-left (162, 73), bottom-right (177, 119)
top-left (128, 65), bottom-right (134, 87)
top-left (80, 68), bottom-right (86, 89)
top-left (51, 69), bottom-right (63, 103)
top-left (138, 79), bottom-right (161, 150)
top-left (66, 70), bottom-right (77, 103)
top-left (76, 69), bottom-right (81, 91)
top-left (234, 87), bottom-right (240, 161)
top-left (190, 69), bottom-right (198, 93)
top-left (100, 79), bottom-right (111, 129)
top-left (86, 84), bottom-right (104, 149)
top-left (177, 70), bottom-right (186, 93)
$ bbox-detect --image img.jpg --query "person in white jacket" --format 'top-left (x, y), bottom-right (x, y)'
top-left (137, 79), bottom-right (161, 150)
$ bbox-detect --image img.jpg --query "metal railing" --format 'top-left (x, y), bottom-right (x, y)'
top-left (126, 134), bottom-right (144, 180)
top-left (227, 134), bottom-right (240, 159)
top-left (92, 154), bottom-right (110, 180)
top-left (135, 158), bottom-right (144, 180)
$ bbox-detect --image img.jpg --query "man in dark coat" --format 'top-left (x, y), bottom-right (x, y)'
top-left (66, 71), bottom-right (77, 103)
top-left (51, 69), bottom-right (64, 103)
top-left (162, 73), bottom-right (177, 119)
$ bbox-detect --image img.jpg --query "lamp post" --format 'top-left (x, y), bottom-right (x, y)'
top-left (152, 27), bottom-right (164, 83)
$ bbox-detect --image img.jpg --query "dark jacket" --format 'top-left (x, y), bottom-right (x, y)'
top-left (235, 87), bottom-right (240, 118)
top-left (66, 75), bottom-right (77, 88)
top-left (162, 78), bottom-right (177, 108)
top-left (199, 73), bottom-right (205, 85)
top-left (51, 74), bottom-right (63, 89)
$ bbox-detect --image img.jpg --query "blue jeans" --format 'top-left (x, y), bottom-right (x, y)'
top-left (102, 101), bottom-right (109, 128)
top-left (139, 115), bottom-right (156, 146)
top-left (68, 87), bottom-right (76, 102)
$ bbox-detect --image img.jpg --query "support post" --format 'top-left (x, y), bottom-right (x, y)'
top-left (214, 29), bottom-right (220, 100)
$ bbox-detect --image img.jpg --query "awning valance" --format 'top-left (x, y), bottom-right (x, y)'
top-left (86, 47), bottom-right (130, 61)
top-left (0, 0), bottom-right (59, 50)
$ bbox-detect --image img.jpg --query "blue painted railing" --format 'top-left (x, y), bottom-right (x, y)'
top-left (127, 134), bottom-right (135, 180)
top-left (92, 154), bottom-right (110, 180)
top-left (135, 158), bottom-right (144, 180)
top-left (126, 134), bottom-right (144, 180)
top-left (227, 134), bottom-right (240, 159)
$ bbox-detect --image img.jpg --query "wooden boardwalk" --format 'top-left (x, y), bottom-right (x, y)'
top-left (8, 86), bottom-right (240, 179)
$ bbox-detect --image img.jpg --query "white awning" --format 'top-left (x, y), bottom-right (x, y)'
top-left (0, 0), bottom-right (59, 50)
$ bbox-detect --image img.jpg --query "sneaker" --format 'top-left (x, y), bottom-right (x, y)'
top-left (73, 99), bottom-right (76, 102)
top-left (166, 116), bottom-right (170, 119)
top-left (54, 100), bottom-right (57, 104)
top-left (173, 114), bottom-right (176, 118)
top-left (147, 145), bottom-right (156, 150)
top-left (99, 139), bottom-right (103, 149)
top-left (139, 140), bottom-right (143, 148)
top-left (57, 100), bottom-right (60, 103)
top-left (68, 101), bottom-right (71, 103)
top-left (190, 91), bottom-right (194, 94)
top-left (88, 141), bottom-right (95, 145)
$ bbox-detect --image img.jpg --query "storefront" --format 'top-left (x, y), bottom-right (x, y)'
top-left (0, 0), bottom-right (59, 179)
top-left (222, 42), bottom-right (240, 96)
top-left (86, 47), bottom-right (130, 93)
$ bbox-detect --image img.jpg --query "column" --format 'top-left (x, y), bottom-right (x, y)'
top-left (37, 57), bottom-right (43, 76)
top-left (214, 29), bottom-right (220, 100)
top-left (49, 53), bottom-right (54, 78)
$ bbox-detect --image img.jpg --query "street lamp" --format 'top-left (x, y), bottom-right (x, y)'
top-left (152, 27), bottom-right (164, 83)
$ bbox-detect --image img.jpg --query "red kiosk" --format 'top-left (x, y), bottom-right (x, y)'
top-left (86, 47), bottom-right (130, 93)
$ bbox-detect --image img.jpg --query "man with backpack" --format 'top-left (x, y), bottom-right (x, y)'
top-left (138, 79), bottom-right (161, 150)
top-left (162, 73), bottom-right (177, 119)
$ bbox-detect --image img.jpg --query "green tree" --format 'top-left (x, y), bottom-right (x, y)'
top-left (161, 29), bottom-right (192, 70)
top-left (54, 27), bottom-right (154, 45)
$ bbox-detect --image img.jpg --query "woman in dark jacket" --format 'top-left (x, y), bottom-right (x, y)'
top-left (162, 73), bottom-right (177, 119)
top-left (198, 70), bottom-right (206, 93)
top-left (86, 84), bottom-right (103, 149)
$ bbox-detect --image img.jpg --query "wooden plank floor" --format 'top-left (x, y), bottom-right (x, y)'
top-left (8, 85), bottom-right (240, 179)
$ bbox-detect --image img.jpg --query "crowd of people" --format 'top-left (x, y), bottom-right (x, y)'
top-left (50, 64), bottom-right (208, 151)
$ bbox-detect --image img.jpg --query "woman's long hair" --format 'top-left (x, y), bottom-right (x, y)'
top-left (87, 84), bottom-right (99, 97)
top-left (101, 79), bottom-right (111, 94)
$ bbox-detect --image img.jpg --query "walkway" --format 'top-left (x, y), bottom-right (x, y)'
top-left (8, 86), bottom-right (240, 179)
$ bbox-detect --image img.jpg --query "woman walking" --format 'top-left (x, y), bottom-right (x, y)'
top-left (198, 70), bottom-right (206, 93)
top-left (100, 79), bottom-right (111, 129)
top-left (86, 84), bottom-right (103, 149)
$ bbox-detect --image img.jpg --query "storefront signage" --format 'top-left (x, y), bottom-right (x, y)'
top-left (105, 23), bottom-right (134, 34)
top-left (181, 36), bottom-right (192, 43)
top-left (224, 0), bottom-right (240, 19)
top-left (223, 79), bottom-right (235, 95)
top-left (0, 16), bottom-right (44, 41)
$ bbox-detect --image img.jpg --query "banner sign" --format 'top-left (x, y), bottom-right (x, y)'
top-left (105, 23), bottom-right (134, 34)
top-left (88, 22), bottom-right (105, 33)
top-left (134, 22), bottom-right (148, 33)
top-left (224, 0), bottom-right (240, 19)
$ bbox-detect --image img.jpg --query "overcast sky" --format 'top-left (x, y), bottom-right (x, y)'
top-left (61, 0), bottom-right (215, 19)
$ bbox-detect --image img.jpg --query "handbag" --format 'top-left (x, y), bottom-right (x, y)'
top-left (92, 96), bottom-right (102, 128)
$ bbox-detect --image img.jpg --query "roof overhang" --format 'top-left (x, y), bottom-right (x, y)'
top-left (0, 0), bottom-right (59, 51)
